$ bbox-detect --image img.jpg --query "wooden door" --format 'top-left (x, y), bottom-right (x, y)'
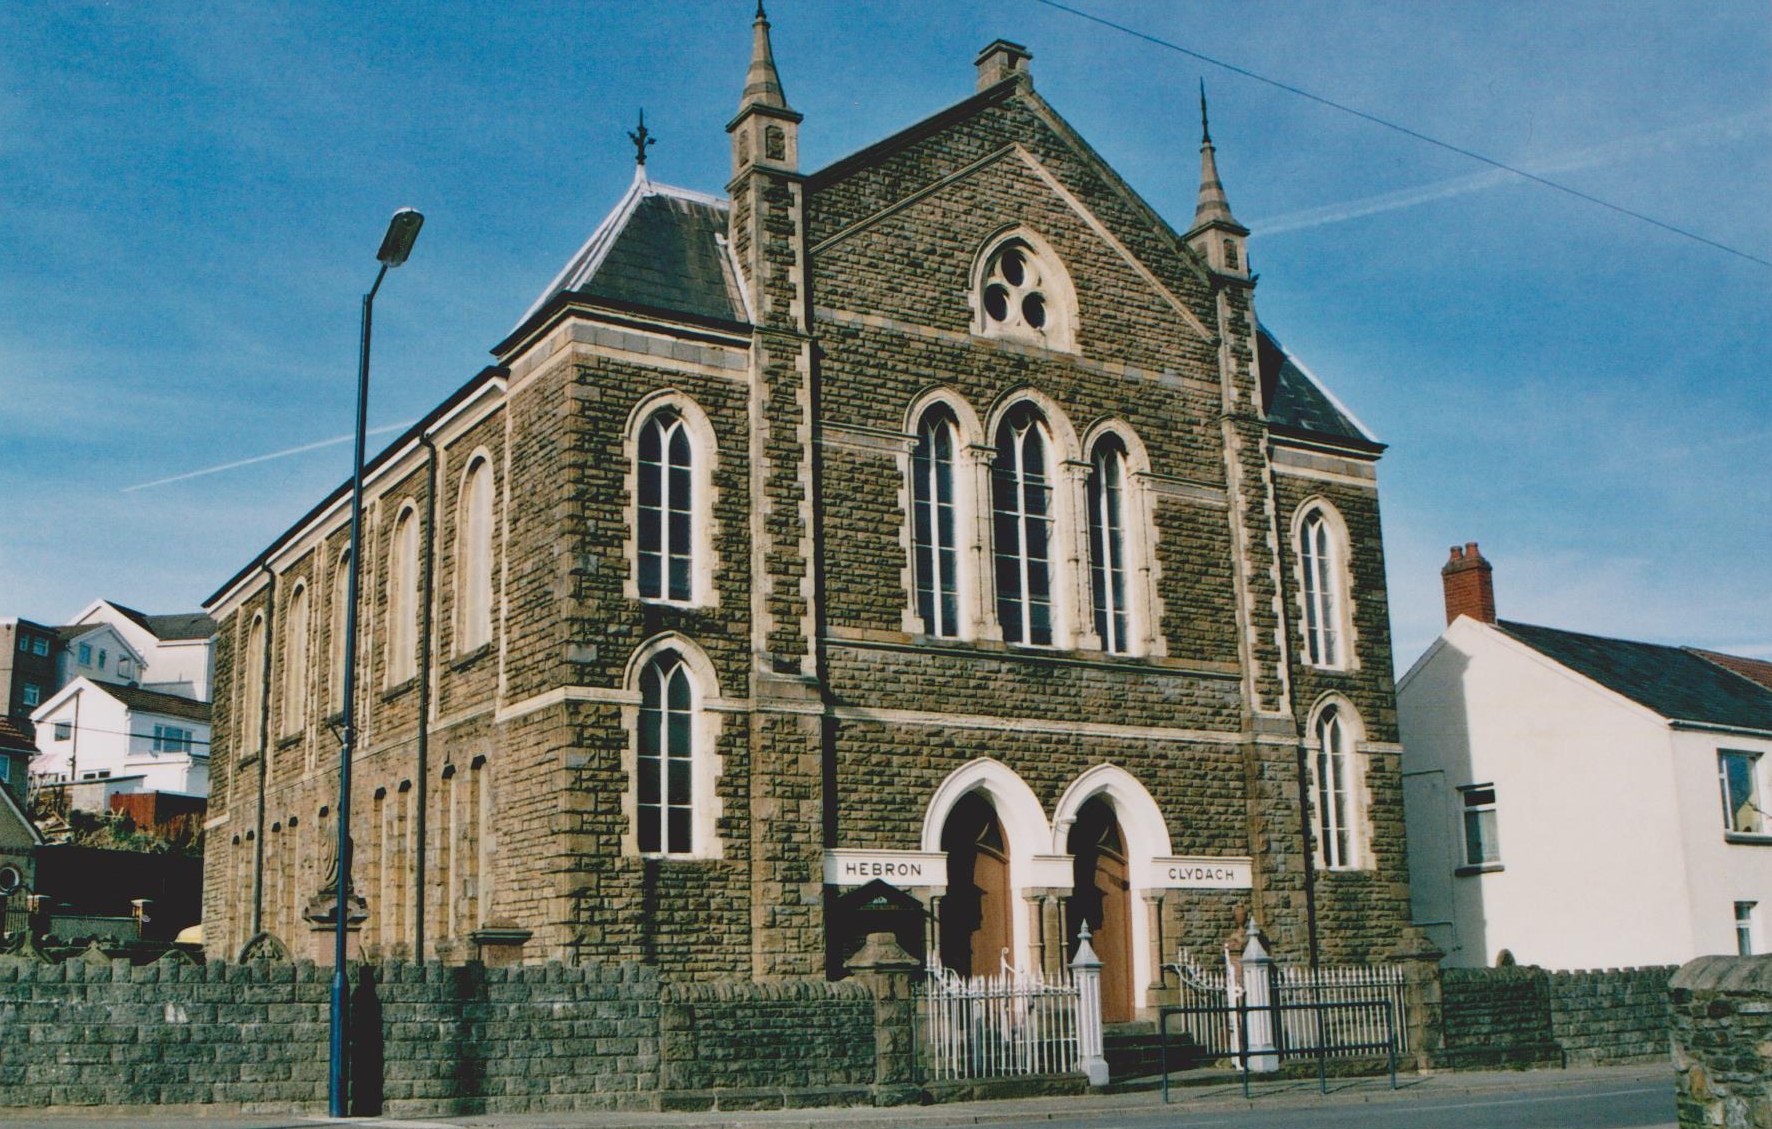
top-left (1068, 797), bottom-right (1136, 1023)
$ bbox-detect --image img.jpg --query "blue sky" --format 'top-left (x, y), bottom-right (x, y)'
top-left (1, 1), bottom-right (1766, 673)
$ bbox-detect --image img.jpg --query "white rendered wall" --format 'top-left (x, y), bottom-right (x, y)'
top-left (141, 638), bottom-right (211, 700)
top-left (1668, 727), bottom-right (1772, 957)
top-left (1399, 619), bottom-right (1692, 968)
top-left (30, 684), bottom-right (210, 801)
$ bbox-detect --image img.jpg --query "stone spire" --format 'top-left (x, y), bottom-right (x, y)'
top-left (728, 1), bottom-right (801, 177)
top-left (1185, 82), bottom-right (1249, 278)
top-left (1193, 82), bottom-right (1237, 229)
top-left (739, 2), bottom-right (790, 114)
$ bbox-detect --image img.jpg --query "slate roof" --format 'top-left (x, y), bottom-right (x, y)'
top-left (517, 178), bottom-right (743, 332)
top-left (104, 603), bottom-right (215, 641)
top-left (1257, 326), bottom-right (1379, 450)
top-left (86, 682), bottom-right (211, 725)
top-left (1691, 649), bottom-right (1772, 694)
top-left (1497, 620), bottom-right (1772, 733)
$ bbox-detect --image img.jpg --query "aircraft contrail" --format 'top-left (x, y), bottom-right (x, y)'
top-left (122, 421), bottom-right (416, 492)
top-left (1256, 109), bottom-right (1768, 238)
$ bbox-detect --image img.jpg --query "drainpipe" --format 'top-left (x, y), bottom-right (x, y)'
top-left (414, 433), bottom-right (439, 960)
top-left (252, 563), bottom-right (277, 938)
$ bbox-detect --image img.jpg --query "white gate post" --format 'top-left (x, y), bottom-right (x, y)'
top-left (1240, 925), bottom-right (1279, 1073)
top-left (1071, 923), bottom-right (1110, 1086)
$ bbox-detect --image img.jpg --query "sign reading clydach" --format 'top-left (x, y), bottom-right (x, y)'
top-left (1148, 856), bottom-right (1254, 889)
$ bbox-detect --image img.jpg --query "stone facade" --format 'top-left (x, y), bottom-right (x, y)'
top-left (200, 14), bottom-right (1416, 1015)
top-left (1671, 955), bottom-right (1772, 1128)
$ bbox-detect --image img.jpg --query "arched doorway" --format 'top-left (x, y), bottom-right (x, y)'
top-left (1067, 796), bottom-right (1135, 1022)
top-left (939, 791), bottom-right (1012, 976)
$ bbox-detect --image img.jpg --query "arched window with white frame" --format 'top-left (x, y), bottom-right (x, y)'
top-left (241, 612), bottom-right (266, 757)
top-left (637, 409), bottom-right (694, 603)
top-left (912, 405), bottom-right (962, 638)
top-left (636, 651), bottom-right (695, 856)
top-left (387, 506), bottom-right (420, 685)
top-left (1311, 702), bottom-right (1366, 871)
top-left (1298, 505), bottom-right (1348, 668)
top-left (329, 548), bottom-right (350, 714)
top-left (992, 402), bottom-right (1057, 646)
top-left (456, 455), bottom-right (494, 652)
top-left (1088, 436), bottom-right (1131, 654)
top-left (282, 582), bottom-right (310, 734)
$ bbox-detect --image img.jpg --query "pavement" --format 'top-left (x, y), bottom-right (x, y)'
top-left (3, 1064), bottom-right (1675, 1129)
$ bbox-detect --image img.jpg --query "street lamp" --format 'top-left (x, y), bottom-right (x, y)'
top-left (331, 206), bottom-right (423, 1118)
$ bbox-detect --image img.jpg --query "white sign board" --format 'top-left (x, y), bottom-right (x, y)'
top-left (1147, 856), bottom-right (1253, 889)
top-left (824, 849), bottom-right (947, 888)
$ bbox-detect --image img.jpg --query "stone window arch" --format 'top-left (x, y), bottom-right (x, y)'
top-left (1307, 696), bottom-right (1370, 871)
top-left (386, 502), bottom-right (421, 686)
top-left (626, 392), bottom-right (718, 607)
top-left (622, 634), bottom-right (724, 859)
top-left (972, 230), bottom-right (1078, 353)
top-left (987, 391), bottom-right (1083, 648)
top-left (328, 547), bottom-right (350, 715)
top-left (455, 452), bottom-right (495, 652)
top-left (281, 581), bottom-right (310, 735)
top-left (1294, 500), bottom-right (1355, 670)
top-left (241, 611), bottom-right (266, 758)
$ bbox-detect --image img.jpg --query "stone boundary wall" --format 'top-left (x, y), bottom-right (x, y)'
top-left (0, 956), bottom-right (880, 1113)
top-left (1670, 955), bottom-right (1772, 1128)
top-left (1438, 965), bottom-right (1675, 1070)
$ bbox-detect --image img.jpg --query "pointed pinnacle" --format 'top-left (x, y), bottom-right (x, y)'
top-left (1199, 79), bottom-right (1211, 145)
top-left (739, 0), bottom-right (789, 111)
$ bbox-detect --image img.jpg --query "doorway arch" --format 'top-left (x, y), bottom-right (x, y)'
top-left (1066, 796), bottom-right (1135, 1022)
top-left (939, 792), bottom-right (1012, 976)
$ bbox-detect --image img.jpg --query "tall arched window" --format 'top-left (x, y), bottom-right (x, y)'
top-left (387, 507), bottom-right (419, 685)
top-left (637, 652), bottom-right (695, 855)
top-left (1313, 705), bottom-right (1361, 870)
top-left (912, 407), bottom-right (961, 637)
top-left (282, 583), bottom-right (310, 733)
top-left (992, 403), bottom-right (1055, 645)
top-left (637, 410), bottom-right (693, 602)
top-left (457, 457), bottom-right (494, 652)
top-left (242, 613), bottom-right (266, 757)
top-left (1088, 438), bottom-right (1130, 654)
top-left (1299, 507), bottom-right (1344, 668)
top-left (329, 549), bottom-right (350, 714)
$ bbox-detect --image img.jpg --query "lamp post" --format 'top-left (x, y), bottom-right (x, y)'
top-left (331, 206), bottom-right (423, 1118)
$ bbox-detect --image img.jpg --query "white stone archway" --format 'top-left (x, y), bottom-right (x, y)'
top-left (922, 758), bottom-right (1052, 974)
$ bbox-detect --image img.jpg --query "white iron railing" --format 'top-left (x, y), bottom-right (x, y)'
top-left (917, 962), bottom-right (1080, 1080)
top-left (1167, 949), bottom-right (1408, 1058)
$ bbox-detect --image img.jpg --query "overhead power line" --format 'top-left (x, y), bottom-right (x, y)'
top-left (1029, 0), bottom-right (1771, 269)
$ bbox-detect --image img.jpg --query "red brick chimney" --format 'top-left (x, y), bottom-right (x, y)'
top-left (1442, 542), bottom-right (1496, 625)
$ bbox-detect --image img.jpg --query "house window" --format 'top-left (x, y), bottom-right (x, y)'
top-left (1719, 750), bottom-right (1764, 834)
top-left (20, 683), bottom-right (40, 708)
top-left (97, 649), bottom-right (107, 670)
top-left (1299, 506), bottom-right (1345, 668)
top-left (457, 456), bottom-right (494, 652)
top-left (1088, 437), bottom-right (1131, 654)
top-left (53, 721), bottom-right (70, 741)
top-left (912, 407), bottom-right (961, 638)
top-left (1460, 784), bottom-right (1501, 866)
top-left (1312, 704), bottom-right (1362, 870)
top-left (15, 635), bottom-right (25, 653)
top-left (118, 656), bottom-right (132, 678)
top-left (992, 403), bottom-right (1055, 646)
top-left (283, 582), bottom-right (310, 732)
top-left (636, 410), bottom-right (694, 603)
top-left (0, 758), bottom-right (9, 784)
top-left (78, 643), bottom-right (92, 665)
top-left (387, 507), bottom-right (420, 685)
top-left (153, 725), bottom-right (193, 753)
top-left (636, 652), bottom-right (695, 855)
top-left (31, 635), bottom-right (48, 656)
top-left (1738, 901), bottom-right (1759, 956)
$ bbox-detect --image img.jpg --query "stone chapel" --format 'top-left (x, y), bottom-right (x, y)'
top-left (203, 10), bottom-right (1416, 1021)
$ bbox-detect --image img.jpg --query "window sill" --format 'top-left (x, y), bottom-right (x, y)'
top-left (381, 678), bottom-right (418, 703)
top-left (450, 643), bottom-right (494, 672)
top-left (1455, 863), bottom-right (1505, 877)
top-left (275, 734), bottom-right (303, 751)
top-left (1725, 832), bottom-right (1772, 846)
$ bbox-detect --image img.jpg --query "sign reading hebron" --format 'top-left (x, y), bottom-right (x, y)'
top-left (825, 850), bottom-right (948, 888)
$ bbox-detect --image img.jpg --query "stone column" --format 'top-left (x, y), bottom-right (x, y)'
top-left (847, 931), bottom-right (925, 1106)
top-left (1394, 933), bottom-right (1445, 1071)
top-left (1240, 925), bottom-right (1278, 1072)
top-left (1071, 923), bottom-right (1109, 1086)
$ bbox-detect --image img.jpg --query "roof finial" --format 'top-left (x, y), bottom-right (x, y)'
top-left (1193, 84), bottom-right (1237, 230)
top-left (628, 108), bottom-right (656, 168)
top-left (1199, 79), bottom-right (1212, 146)
top-left (755, 0), bottom-right (767, 20)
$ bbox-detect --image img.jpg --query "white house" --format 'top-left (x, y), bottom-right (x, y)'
top-left (1400, 543), bottom-right (1772, 969)
top-left (28, 678), bottom-right (210, 803)
top-left (62, 601), bottom-right (214, 701)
